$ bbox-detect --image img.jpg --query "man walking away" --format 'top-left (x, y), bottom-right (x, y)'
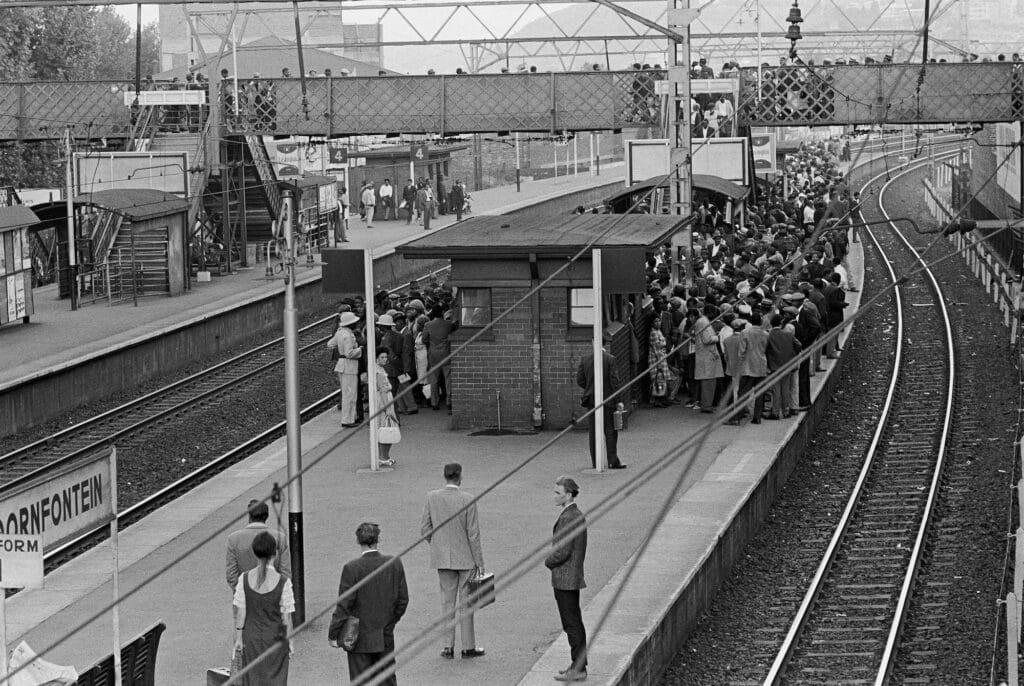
top-left (421, 463), bottom-right (486, 660)
top-left (328, 523), bottom-right (409, 686)
top-left (226, 499), bottom-right (291, 591)
top-left (546, 476), bottom-right (588, 682)
top-left (766, 314), bottom-right (801, 419)
top-left (450, 180), bottom-right (466, 222)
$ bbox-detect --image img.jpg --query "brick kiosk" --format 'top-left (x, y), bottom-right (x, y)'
top-left (397, 213), bottom-right (693, 431)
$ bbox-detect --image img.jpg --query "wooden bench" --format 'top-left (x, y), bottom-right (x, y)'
top-left (76, 622), bottom-right (165, 686)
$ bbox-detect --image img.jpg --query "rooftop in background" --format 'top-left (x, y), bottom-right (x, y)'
top-left (70, 189), bottom-right (188, 221)
top-left (155, 35), bottom-right (398, 81)
top-left (398, 213), bottom-right (690, 259)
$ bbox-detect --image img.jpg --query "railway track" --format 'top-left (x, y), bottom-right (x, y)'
top-left (0, 266), bottom-right (447, 571)
top-left (761, 153), bottom-right (960, 684)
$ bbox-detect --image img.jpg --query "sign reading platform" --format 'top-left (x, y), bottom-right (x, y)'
top-left (0, 450), bottom-right (114, 554)
top-left (0, 534), bottom-right (43, 589)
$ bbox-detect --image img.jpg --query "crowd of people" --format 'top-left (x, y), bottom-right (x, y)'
top-left (634, 137), bottom-right (858, 426)
top-left (335, 177), bottom-right (469, 239)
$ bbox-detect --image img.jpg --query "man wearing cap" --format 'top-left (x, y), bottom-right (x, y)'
top-left (576, 336), bottom-right (627, 469)
top-left (546, 475), bottom-right (588, 682)
top-left (328, 312), bottom-right (364, 427)
top-left (226, 499), bottom-right (291, 590)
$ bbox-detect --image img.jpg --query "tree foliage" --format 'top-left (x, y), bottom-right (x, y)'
top-left (0, 6), bottom-right (161, 187)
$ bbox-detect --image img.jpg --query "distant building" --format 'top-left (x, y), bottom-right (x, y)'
top-left (158, 2), bottom-right (383, 72)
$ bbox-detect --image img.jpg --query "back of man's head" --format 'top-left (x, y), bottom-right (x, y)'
top-left (444, 462), bottom-right (462, 482)
top-left (356, 522), bottom-right (380, 547)
top-left (247, 499), bottom-right (269, 523)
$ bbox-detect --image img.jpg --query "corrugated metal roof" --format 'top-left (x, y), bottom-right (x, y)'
top-left (398, 213), bottom-right (691, 258)
top-left (0, 205), bottom-right (40, 231)
top-left (73, 189), bottom-right (188, 221)
top-left (604, 174), bottom-right (748, 206)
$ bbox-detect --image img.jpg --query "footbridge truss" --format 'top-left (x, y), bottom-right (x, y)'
top-left (1, 63), bottom-right (1020, 141)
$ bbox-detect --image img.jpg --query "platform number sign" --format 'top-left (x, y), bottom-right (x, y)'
top-left (328, 144), bottom-right (349, 165)
top-left (410, 143), bottom-right (429, 162)
top-left (0, 534), bottom-right (43, 589)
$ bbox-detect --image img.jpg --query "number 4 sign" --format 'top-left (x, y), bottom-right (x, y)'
top-left (410, 143), bottom-right (429, 161)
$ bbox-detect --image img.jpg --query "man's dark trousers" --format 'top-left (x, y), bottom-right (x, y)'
top-left (554, 589), bottom-right (587, 671)
top-left (348, 650), bottom-right (397, 686)
top-left (798, 358), bottom-right (812, 407)
top-left (587, 406), bottom-right (621, 468)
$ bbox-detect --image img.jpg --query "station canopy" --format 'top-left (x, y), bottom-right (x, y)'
top-left (398, 213), bottom-right (692, 259)
top-left (71, 189), bottom-right (188, 221)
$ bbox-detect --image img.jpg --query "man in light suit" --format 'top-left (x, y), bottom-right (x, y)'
top-left (327, 311), bottom-right (363, 427)
top-left (739, 312), bottom-right (770, 425)
top-left (420, 463), bottom-right (486, 659)
top-left (225, 499), bottom-right (290, 590)
top-left (545, 476), bottom-right (588, 682)
top-left (328, 522), bottom-right (409, 686)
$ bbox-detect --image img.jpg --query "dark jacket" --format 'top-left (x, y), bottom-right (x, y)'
top-left (450, 184), bottom-right (465, 210)
top-left (544, 503), bottom-right (587, 591)
top-left (766, 327), bottom-right (802, 372)
top-left (576, 349), bottom-right (620, 408)
top-left (328, 551), bottom-right (409, 653)
top-left (795, 302), bottom-right (822, 346)
top-left (823, 283), bottom-right (847, 328)
top-left (379, 329), bottom-right (403, 377)
top-left (421, 317), bottom-right (460, 366)
top-left (402, 183), bottom-right (417, 206)
top-left (808, 288), bottom-right (827, 320)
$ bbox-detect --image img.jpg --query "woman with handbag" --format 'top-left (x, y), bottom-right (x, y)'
top-left (374, 349), bottom-right (402, 466)
top-left (232, 532), bottom-right (294, 685)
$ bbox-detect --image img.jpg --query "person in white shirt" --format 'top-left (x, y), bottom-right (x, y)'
top-left (378, 179), bottom-right (395, 220)
top-left (360, 183), bottom-right (376, 228)
top-left (714, 95), bottom-right (735, 135)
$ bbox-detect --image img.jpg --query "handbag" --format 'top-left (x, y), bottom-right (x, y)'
top-left (340, 616), bottom-right (360, 652)
top-left (466, 572), bottom-right (495, 610)
top-left (378, 425), bottom-right (401, 444)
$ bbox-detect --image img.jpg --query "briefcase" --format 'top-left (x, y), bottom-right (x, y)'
top-left (467, 572), bottom-right (495, 610)
top-left (207, 668), bottom-right (230, 686)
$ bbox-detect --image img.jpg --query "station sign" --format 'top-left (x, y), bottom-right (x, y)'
top-left (410, 143), bottom-right (429, 162)
top-left (0, 534), bottom-right (43, 589)
top-left (0, 450), bottom-right (113, 554)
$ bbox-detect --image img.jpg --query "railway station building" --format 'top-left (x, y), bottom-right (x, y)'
top-left (397, 212), bottom-right (692, 431)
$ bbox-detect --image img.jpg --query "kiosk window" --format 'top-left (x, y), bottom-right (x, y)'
top-left (569, 288), bottom-right (594, 326)
top-left (459, 288), bottom-right (492, 327)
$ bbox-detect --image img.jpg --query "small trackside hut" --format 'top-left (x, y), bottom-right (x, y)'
top-left (0, 205), bottom-right (40, 328)
top-left (397, 213), bottom-right (694, 431)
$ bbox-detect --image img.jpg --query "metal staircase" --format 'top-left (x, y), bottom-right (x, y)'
top-left (244, 134), bottom-right (281, 220)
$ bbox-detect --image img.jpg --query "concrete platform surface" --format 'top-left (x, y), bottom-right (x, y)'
top-left (0, 166), bottom-right (623, 393)
top-left (10, 237), bottom-right (862, 686)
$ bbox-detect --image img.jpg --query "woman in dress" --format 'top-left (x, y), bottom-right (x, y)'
top-left (648, 299), bottom-right (671, 408)
top-left (413, 314), bottom-right (430, 404)
top-left (233, 532), bottom-right (294, 685)
top-left (375, 348), bottom-right (401, 467)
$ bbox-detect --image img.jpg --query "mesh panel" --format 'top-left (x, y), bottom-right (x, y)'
top-left (17, 81), bottom-right (129, 138)
top-left (739, 63), bottom-right (1022, 126)
top-left (333, 76), bottom-right (441, 135)
top-left (610, 70), bottom-right (662, 126)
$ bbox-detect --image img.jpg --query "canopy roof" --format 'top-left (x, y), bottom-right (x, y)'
top-left (604, 174), bottom-right (749, 206)
top-left (398, 213), bottom-right (692, 259)
top-left (0, 205), bottom-right (40, 230)
top-left (72, 189), bottom-right (188, 221)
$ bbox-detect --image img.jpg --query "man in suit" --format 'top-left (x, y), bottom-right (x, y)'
top-left (739, 313), bottom-right (769, 424)
top-left (766, 314), bottom-right (802, 419)
top-left (823, 272), bottom-right (848, 358)
top-left (328, 523), bottom-right (409, 686)
top-left (576, 336), bottom-right (627, 469)
top-left (225, 499), bottom-right (290, 590)
top-left (722, 318), bottom-right (747, 425)
top-left (545, 476), bottom-right (588, 682)
top-left (793, 292), bottom-right (821, 408)
top-left (420, 463), bottom-right (486, 659)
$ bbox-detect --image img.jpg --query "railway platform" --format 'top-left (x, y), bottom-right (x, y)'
top-left (9, 239), bottom-right (864, 685)
top-left (0, 166), bottom-right (623, 394)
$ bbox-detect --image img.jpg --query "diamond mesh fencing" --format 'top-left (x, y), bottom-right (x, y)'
top-left (223, 71), bottom-right (662, 136)
top-left (0, 81), bottom-right (130, 139)
top-left (739, 63), bottom-right (1022, 126)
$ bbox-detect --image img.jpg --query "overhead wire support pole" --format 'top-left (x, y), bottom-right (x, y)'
top-left (666, 0), bottom-right (694, 285)
top-left (292, 1), bottom-right (310, 120)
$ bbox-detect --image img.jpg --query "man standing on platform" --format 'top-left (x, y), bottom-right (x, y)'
top-left (576, 335), bottom-right (626, 469)
top-left (327, 311), bottom-right (363, 427)
top-left (328, 523), bottom-right (409, 686)
top-left (225, 499), bottom-right (291, 591)
top-left (379, 178), bottom-right (395, 220)
top-left (402, 179), bottom-right (418, 225)
top-left (421, 463), bottom-right (486, 660)
top-left (545, 476), bottom-right (588, 682)
top-left (450, 180), bottom-right (466, 222)
top-left (361, 182), bottom-right (377, 228)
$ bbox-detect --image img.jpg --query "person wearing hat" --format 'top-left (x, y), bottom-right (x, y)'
top-left (546, 475), bottom-right (589, 682)
top-left (378, 313), bottom-right (418, 416)
top-left (328, 312), bottom-right (364, 427)
top-left (722, 318), bottom-right (746, 424)
top-left (576, 335), bottom-right (626, 469)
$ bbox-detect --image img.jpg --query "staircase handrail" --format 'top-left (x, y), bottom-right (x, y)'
top-left (91, 212), bottom-right (123, 265)
top-left (187, 116), bottom-right (214, 235)
top-left (244, 134), bottom-right (282, 220)
top-left (127, 105), bottom-right (156, 152)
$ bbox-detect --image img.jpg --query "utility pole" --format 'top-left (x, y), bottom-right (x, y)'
top-left (64, 127), bottom-right (78, 311)
top-left (666, 0), bottom-right (694, 285)
top-left (281, 189), bottom-right (305, 623)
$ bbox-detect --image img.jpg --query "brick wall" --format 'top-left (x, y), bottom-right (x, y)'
top-left (451, 285), bottom-right (592, 431)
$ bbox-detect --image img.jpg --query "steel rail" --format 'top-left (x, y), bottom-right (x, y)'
top-left (31, 264), bottom-right (449, 568)
top-left (762, 150), bottom-right (959, 684)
